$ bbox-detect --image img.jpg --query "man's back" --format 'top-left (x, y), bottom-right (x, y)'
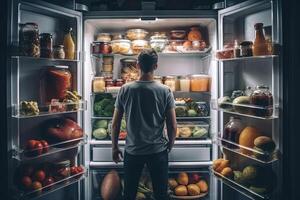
top-left (115, 80), bottom-right (174, 155)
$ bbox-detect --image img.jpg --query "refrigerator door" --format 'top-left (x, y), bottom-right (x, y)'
top-left (217, 0), bottom-right (282, 200)
top-left (8, 0), bottom-right (86, 200)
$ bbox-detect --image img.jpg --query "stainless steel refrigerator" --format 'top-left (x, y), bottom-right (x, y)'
top-left (6, 0), bottom-right (282, 199)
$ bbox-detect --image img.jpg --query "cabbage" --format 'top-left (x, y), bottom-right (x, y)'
top-left (93, 128), bottom-right (107, 139)
top-left (187, 109), bottom-right (198, 117)
top-left (94, 120), bottom-right (108, 129)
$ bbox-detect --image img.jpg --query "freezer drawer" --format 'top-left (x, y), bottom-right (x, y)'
top-left (92, 147), bottom-right (125, 162)
top-left (169, 146), bottom-right (211, 162)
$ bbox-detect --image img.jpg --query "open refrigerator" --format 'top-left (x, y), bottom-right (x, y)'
top-left (6, 0), bottom-right (282, 199)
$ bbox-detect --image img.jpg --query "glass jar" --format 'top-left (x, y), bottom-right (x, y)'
top-left (253, 23), bottom-right (268, 56)
top-left (102, 55), bottom-right (114, 65)
top-left (150, 39), bottom-right (167, 52)
top-left (179, 76), bottom-right (190, 92)
top-left (175, 76), bottom-right (181, 91)
top-left (154, 76), bottom-right (162, 83)
top-left (53, 160), bottom-right (71, 181)
top-left (111, 39), bottom-right (131, 54)
top-left (126, 29), bottom-right (148, 40)
top-left (164, 76), bottom-right (176, 92)
top-left (92, 41), bottom-right (112, 54)
top-left (240, 41), bottom-right (253, 57)
top-left (150, 32), bottom-right (167, 40)
top-left (132, 40), bottom-right (149, 54)
top-left (102, 63), bottom-right (113, 73)
top-left (120, 58), bottom-right (138, 82)
top-left (41, 66), bottom-right (72, 104)
top-left (105, 78), bottom-right (114, 87)
top-left (197, 102), bottom-right (209, 117)
top-left (92, 77), bottom-right (106, 93)
top-left (115, 79), bottom-right (124, 87)
top-left (190, 74), bottom-right (210, 92)
top-left (19, 23), bottom-right (40, 57)
top-left (40, 33), bottom-right (53, 58)
top-left (250, 85), bottom-right (273, 117)
top-left (188, 27), bottom-right (202, 41)
top-left (112, 33), bottom-right (124, 40)
top-left (170, 30), bottom-right (186, 40)
top-left (223, 117), bottom-right (244, 148)
top-left (53, 45), bottom-right (65, 59)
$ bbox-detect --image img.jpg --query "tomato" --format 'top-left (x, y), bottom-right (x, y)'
top-left (33, 170), bottom-right (46, 182)
top-left (34, 142), bottom-right (43, 155)
top-left (43, 176), bottom-right (55, 187)
top-left (40, 140), bottom-right (49, 153)
top-left (70, 166), bottom-right (78, 175)
top-left (21, 176), bottom-right (32, 189)
top-left (119, 131), bottom-right (127, 140)
top-left (76, 166), bottom-right (84, 173)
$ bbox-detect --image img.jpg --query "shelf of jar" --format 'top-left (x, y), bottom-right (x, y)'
top-left (90, 139), bottom-right (212, 145)
top-left (13, 166), bottom-right (87, 200)
top-left (11, 55), bottom-right (80, 62)
top-left (215, 55), bottom-right (278, 62)
top-left (215, 137), bottom-right (279, 164)
top-left (210, 167), bottom-right (271, 199)
top-left (211, 99), bottom-right (278, 120)
top-left (12, 136), bottom-right (87, 161)
top-left (12, 100), bottom-right (87, 118)
top-left (91, 116), bottom-right (210, 121)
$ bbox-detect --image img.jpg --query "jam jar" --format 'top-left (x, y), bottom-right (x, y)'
top-left (19, 23), bottom-right (40, 57)
top-left (223, 117), bottom-right (244, 148)
top-left (40, 33), bottom-right (53, 58)
top-left (250, 85), bottom-right (273, 117)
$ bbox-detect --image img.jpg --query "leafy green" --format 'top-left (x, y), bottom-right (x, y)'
top-left (94, 98), bottom-right (115, 117)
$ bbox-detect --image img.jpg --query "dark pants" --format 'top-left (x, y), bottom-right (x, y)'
top-left (123, 150), bottom-right (169, 200)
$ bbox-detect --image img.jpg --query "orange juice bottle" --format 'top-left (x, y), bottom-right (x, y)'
top-left (63, 28), bottom-right (75, 59)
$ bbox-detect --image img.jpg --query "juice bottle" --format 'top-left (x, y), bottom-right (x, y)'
top-left (253, 23), bottom-right (268, 56)
top-left (63, 28), bottom-right (75, 60)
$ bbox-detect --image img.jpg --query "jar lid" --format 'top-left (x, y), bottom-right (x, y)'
top-left (94, 76), bottom-right (105, 79)
top-left (120, 57), bottom-right (137, 63)
top-left (190, 74), bottom-right (210, 78)
top-left (126, 29), bottom-right (148, 34)
top-left (150, 39), bottom-right (168, 42)
top-left (105, 78), bottom-right (114, 81)
top-left (40, 33), bottom-right (52, 37)
top-left (111, 39), bottom-right (131, 43)
top-left (93, 41), bottom-right (111, 44)
top-left (165, 75), bottom-right (175, 79)
top-left (254, 23), bottom-right (264, 29)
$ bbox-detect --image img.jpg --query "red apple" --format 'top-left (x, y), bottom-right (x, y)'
top-left (70, 166), bottom-right (78, 175)
top-left (33, 170), bottom-right (46, 182)
top-left (34, 141), bottom-right (43, 155)
top-left (21, 176), bottom-right (32, 189)
top-left (189, 173), bottom-right (201, 184)
top-left (43, 176), bottom-right (55, 187)
top-left (40, 140), bottom-right (49, 153)
top-left (76, 166), bottom-right (84, 173)
top-left (26, 140), bottom-right (37, 150)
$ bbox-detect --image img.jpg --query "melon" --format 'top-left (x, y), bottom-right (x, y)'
top-left (239, 126), bottom-right (261, 155)
top-left (101, 170), bottom-right (121, 200)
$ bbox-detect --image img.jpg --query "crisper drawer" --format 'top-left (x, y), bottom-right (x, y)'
top-left (169, 146), bottom-right (211, 162)
top-left (92, 147), bottom-right (125, 162)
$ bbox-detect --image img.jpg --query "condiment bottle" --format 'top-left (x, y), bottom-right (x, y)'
top-left (234, 40), bottom-right (240, 57)
top-left (253, 23), bottom-right (268, 56)
top-left (63, 28), bottom-right (75, 60)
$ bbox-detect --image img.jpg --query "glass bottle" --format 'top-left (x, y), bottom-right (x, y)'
top-left (234, 40), bottom-right (241, 57)
top-left (253, 23), bottom-right (268, 56)
top-left (250, 85), bottom-right (273, 117)
top-left (63, 28), bottom-right (75, 60)
top-left (19, 23), bottom-right (40, 57)
top-left (40, 33), bottom-right (53, 58)
top-left (223, 117), bottom-right (244, 148)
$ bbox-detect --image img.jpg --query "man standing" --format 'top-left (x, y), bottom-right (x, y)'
top-left (111, 49), bottom-right (177, 200)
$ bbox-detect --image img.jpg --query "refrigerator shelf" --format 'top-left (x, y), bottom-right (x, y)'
top-left (215, 55), bottom-right (278, 62)
top-left (14, 166), bottom-right (87, 200)
top-left (215, 137), bottom-right (279, 164)
top-left (176, 116), bottom-right (210, 120)
top-left (12, 136), bottom-right (87, 161)
top-left (11, 55), bottom-right (80, 62)
top-left (89, 139), bottom-right (213, 145)
top-left (210, 167), bottom-right (270, 199)
top-left (211, 99), bottom-right (278, 120)
top-left (12, 100), bottom-right (87, 118)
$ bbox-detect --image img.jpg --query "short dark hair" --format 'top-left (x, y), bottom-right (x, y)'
top-left (137, 49), bottom-right (158, 73)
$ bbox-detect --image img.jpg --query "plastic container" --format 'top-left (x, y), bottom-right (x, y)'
top-left (111, 39), bottom-right (131, 54)
top-left (177, 121), bottom-right (209, 139)
top-left (215, 49), bottom-right (234, 59)
top-left (150, 32), bottom-right (167, 40)
top-left (168, 40), bottom-right (185, 51)
top-left (92, 77), bottom-right (106, 93)
top-left (150, 39), bottom-right (167, 52)
top-left (170, 30), bottom-right (186, 39)
top-left (120, 58), bottom-right (138, 82)
top-left (126, 29), bottom-right (148, 40)
top-left (164, 76), bottom-right (176, 91)
top-left (132, 40), bottom-right (149, 54)
top-left (96, 33), bottom-right (111, 42)
top-left (190, 74), bottom-right (210, 92)
top-left (179, 76), bottom-right (190, 92)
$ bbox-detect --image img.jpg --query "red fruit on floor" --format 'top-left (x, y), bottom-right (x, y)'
top-left (31, 181), bottom-right (42, 191)
top-left (33, 170), bottom-right (46, 182)
top-left (21, 176), bottom-right (32, 189)
top-left (43, 177), bottom-right (55, 187)
top-left (40, 140), bottom-right (49, 153)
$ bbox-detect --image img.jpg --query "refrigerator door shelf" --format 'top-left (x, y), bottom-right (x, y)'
top-left (210, 167), bottom-right (271, 199)
top-left (214, 137), bottom-right (279, 164)
top-left (13, 166), bottom-right (87, 200)
top-left (12, 100), bottom-right (87, 118)
top-left (215, 54), bottom-right (278, 62)
top-left (11, 55), bottom-right (80, 63)
top-left (211, 99), bottom-right (279, 120)
top-left (12, 135), bottom-right (87, 161)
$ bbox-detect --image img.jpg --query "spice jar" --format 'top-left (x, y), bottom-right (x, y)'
top-left (53, 160), bottom-right (71, 181)
top-left (40, 33), bottom-right (53, 58)
top-left (240, 41), bottom-right (253, 57)
top-left (250, 85), bottom-right (273, 117)
top-left (115, 79), bottom-right (124, 87)
top-left (164, 76), bottom-right (176, 92)
top-left (92, 77), bottom-right (106, 93)
top-left (53, 45), bottom-right (65, 59)
top-left (19, 23), bottom-right (40, 57)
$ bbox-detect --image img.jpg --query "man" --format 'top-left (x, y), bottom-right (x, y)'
top-left (111, 49), bottom-right (177, 200)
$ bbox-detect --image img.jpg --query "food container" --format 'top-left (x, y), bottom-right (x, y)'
top-left (175, 76), bottom-right (181, 91)
top-left (240, 41), bottom-right (253, 57)
top-left (250, 85), bottom-right (273, 117)
top-left (170, 30), bottom-right (186, 39)
top-left (120, 58), bottom-right (139, 82)
top-left (92, 41), bottom-right (112, 54)
top-left (101, 72), bottom-right (113, 79)
top-left (112, 33), bottom-right (124, 40)
top-left (150, 39), bottom-right (168, 52)
top-left (93, 77), bottom-right (106, 93)
top-left (188, 27), bottom-right (202, 41)
top-left (102, 64), bottom-right (113, 73)
top-left (96, 33), bottom-right (111, 42)
top-left (40, 33), bottom-right (53, 58)
top-left (168, 40), bottom-right (185, 51)
top-left (179, 76), bottom-right (190, 92)
top-left (53, 45), bottom-right (65, 59)
top-left (132, 40), bottom-right (149, 54)
top-left (177, 121), bottom-right (209, 139)
top-left (154, 76), bottom-right (163, 83)
top-left (102, 55), bottom-right (114, 65)
top-left (190, 74), bottom-right (210, 92)
top-left (215, 49), bottom-right (234, 60)
top-left (150, 32), bottom-right (167, 40)
top-left (111, 39), bottom-right (131, 54)
top-left (196, 102), bottom-right (209, 117)
top-left (19, 22), bottom-right (40, 57)
top-left (164, 76), bottom-right (176, 91)
top-left (105, 78), bottom-right (114, 87)
top-left (126, 29), bottom-right (148, 40)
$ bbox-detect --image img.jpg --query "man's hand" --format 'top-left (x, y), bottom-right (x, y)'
top-left (112, 147), bottom-right (123, 163)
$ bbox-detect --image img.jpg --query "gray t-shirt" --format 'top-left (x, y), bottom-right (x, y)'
top-left (115, 80), bottom-right (175, 155)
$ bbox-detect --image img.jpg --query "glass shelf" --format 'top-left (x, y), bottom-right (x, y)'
top-left (215, 137), bottom-right (278, 164)
top-left (176, 116), bottom-right (210, 120)
top-left (12, 100), bottom-right (87, 118)
top-left (14, 166), bottom-right (87, 200)
top-left (12, 136), bottom-right (87, 161)
top-left (90, 139), bottom-right (212, 145)
top-left (211, 99), bottom-right (278, 120)
top-left (91, 116), bottom-right (113, 120)
top-left (210, 167), bottom-right (270, 199)
top-left (216, 55), bottom-right (278, 62)
top-left (11, 55), bottom-right (80, 62)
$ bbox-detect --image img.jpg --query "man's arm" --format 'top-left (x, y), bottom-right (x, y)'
top-left (166, 108), bottom-right (177, 152)
top-left (111, 108), bottom-right (124, 163)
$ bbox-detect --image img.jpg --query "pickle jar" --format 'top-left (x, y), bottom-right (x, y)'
top-left (250, 85), bottom-right (273, 117)
top-left (19, 23), bottom-right (40, 57)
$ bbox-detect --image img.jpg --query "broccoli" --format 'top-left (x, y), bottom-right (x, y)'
top-left (94, 98), bottom-right (115, 116)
